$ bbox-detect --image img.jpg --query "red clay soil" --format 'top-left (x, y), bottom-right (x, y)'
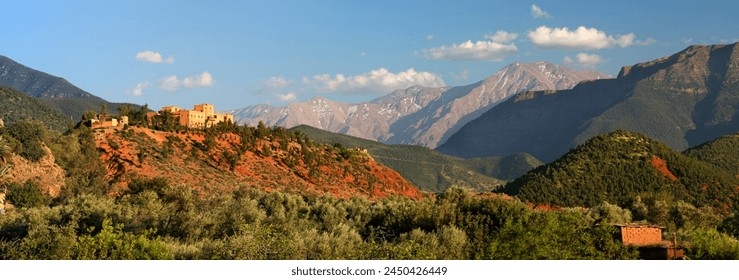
top-left (650, 156), bottom-right (678, 181)
top-left (94, 127), bottom-right (424, 200)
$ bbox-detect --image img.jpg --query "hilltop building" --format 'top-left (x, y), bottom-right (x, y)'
top-left (86, 114), bottom-right (129, 129)
top-left (157, 103), bottom-right (234, 128)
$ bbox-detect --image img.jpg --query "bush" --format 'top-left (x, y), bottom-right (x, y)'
top-left (5, 180), bottom-right (49, 208)
top-left (684, 228), bottom-right (739, 260)
top-left (126, 177), bottom-right (170, 196)
top-left (74, 219), bottom-right (172, 260)
top-left (4, 120), bottom-right (48, 162)
top-left (719, 213), bottom-right (739, 238)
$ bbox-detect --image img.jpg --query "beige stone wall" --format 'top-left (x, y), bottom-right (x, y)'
top-left (161, 106), bottom-right (182, 113)
top-left (210, 113), bottom-right (234, 125)
top-left (178, 110), bottom-right (207, 128)
top-left (621, 227), bottom-right (662, 246)
top-left (159, 104), bottom-right (231, 128)
top-left (194, 104), bottom-right (214, 116)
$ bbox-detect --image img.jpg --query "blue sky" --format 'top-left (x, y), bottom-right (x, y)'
top-left (2, 1), bottom-right (738, 110)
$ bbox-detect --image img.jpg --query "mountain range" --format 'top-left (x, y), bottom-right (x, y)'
top-left (438, 43), bottom-right (739, 162)
top-left (231, 62), bottom-right (608, 148)
top-left (0, 55), bottom-right (136, 121)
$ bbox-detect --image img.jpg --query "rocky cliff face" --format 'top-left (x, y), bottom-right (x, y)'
top-left (232, 62), bottom-right (607, 148)
top-left (6, 146), bottom-right (66, 197)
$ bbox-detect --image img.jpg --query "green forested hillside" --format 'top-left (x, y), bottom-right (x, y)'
top-left (291, 125), bottom-right (541, 192)
top-left (501, 130), bottom-right (739, 210)
top-left (685, 133), bottom-right (739, 176)
top-left (0, 86), bottom-right (72, 131)
top-left (460, 153), bottom-right (543, 181)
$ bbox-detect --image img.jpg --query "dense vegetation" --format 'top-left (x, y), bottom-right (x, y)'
top-left (0, 86), bottom-right (72, 132)
top-left (685, 133), bottom-right (739, 176)
top-left (1, 178), bottom-right (641, 260)
top-left (1, 122), bottom-right (738, 259)
top-left (291, 125), bottom-right (541, 192)
top-left (501, 130), bottom-right (739, 225)
top-left (460, 153), bottom-right (543, 181)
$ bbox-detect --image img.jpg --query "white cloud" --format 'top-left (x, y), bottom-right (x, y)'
top-left (487, 30), bottom-right (518, 43)
top-left (135, 51), bottom-right (175, 64)
top-left (564, 53), bottom-right (604, 69)
top-left (262, 76), bottom-right (292, 89)
top-left (159, 76), bottom-right (180, 91)
top-left (528, 26), bottom-right (639, 50)
top-left (131, 82), bottom-right (150, 96)
top-left (423, 37), bottom-right (518, 61)
top-left (426, 34), bottom-right (434, 41)
top-left (305, 68), bottom-right (445, 95)
top-left (158, 72), bottom-right (214, 91)
top-left (531, 4), bottom-right (551, 18)
top-left (277, 92), bottom-right (297, 101)
top-left (183, 72), bottom-right (214, 88)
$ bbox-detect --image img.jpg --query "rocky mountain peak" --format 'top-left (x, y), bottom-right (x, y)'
top-left (618, 43), bottom-right (739, 81)
top-left (232, 61), bottom-right (607, 148)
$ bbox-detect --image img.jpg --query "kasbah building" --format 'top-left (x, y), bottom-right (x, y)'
top-left (89, 103), bottom-right (234, 129)
top-left (150, 103), bottom-right (234, 128)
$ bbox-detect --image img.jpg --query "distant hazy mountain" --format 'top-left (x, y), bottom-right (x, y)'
top-left (232, 86), bottom-right (448, 143)
top-left (290, 124), bottom-right (542, 193)
top-left (231, 62), bottom-right (607, 148)
top-left (438, 43), bottom-right (739, 162)
top-left (0, 55), bottom-right (137, 120)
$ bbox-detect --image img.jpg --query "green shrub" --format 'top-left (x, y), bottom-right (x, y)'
top-left (74, 219), bottom-right (172, 260)
top-left (5, 180), bottom-right (49, 208)
top-left (684, 228), bottom-right (739, 260)
top-left (5, 120), bottom-right (48, 162)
